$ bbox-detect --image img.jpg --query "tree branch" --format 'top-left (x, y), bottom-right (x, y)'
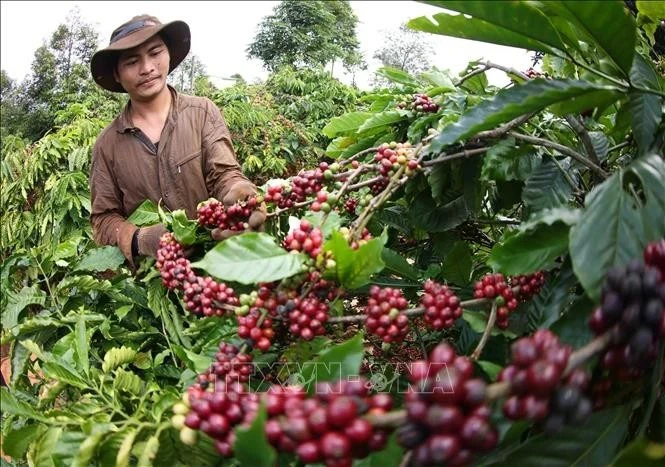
top-left (471, 302), bottom-right (497, 361)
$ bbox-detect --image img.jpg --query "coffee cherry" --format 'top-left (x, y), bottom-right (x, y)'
top-left (473, 273), bottom-right (519, 329)
top-left (283, 219), bottom-right (324, 259)
top-left (420, 280), bottom-right (463, 330)
top-left (364, 285), bottom-right (410, 343)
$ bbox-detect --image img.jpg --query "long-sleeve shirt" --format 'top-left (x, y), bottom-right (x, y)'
top-left (89, 86), bottom-right (251, 263)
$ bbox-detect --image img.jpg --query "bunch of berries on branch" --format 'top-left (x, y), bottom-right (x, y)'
top-left (589, 248), bottom-right (665, 380)
top-left (173, 381), bottom-right (259, 456)
top-left (398, 93), bottom-right (439, 113)
top-left (419, 280), bottom-right (463, 330)
top-left (399, 343), bottom-right (497, 466)
top-left (283, 219), bottom-right (323, 259)
top-left (375, 142), bottom-right (419, 177)
top-left (264, 379), bottom-right (393, 466)
top-left (498, 330), bottom-right (592, 433)
top-left (264, 168), bottom-right (327, 209)
top-left (197, 197), bottom-right (259, 232)
top-left (473, 273), bottom-right (519, 329)
top-left (364, 285), bottom-right (410, 343)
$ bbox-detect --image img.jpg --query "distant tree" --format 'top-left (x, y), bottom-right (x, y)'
top-left (247, 0), bottom-right (364, 73)
top-left (168, 54), bottom-right (208, 94)
top-left (372, 24), bottom-right (435, 86)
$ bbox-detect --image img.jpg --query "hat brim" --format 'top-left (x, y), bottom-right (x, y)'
top-left (91, 20), bottom-right (191, 93)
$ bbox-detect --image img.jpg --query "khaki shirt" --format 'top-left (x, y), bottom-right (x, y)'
top-left (89, 86), bottom-right (251, 263)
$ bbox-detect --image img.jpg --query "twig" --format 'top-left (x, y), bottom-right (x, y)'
top-left (337, 146), bottom-right (381, 168)
top-left (564, 115), bottom-right (601, 166)
top-left (399, 451), bottom-right (413, 467)
top-left (471, 302), bottom-right (497, 361)
top-left (607, 141), bottom-right (630, 153)
top-left (509, 131), bottom-right (609, 178)
top-left (422, 147), bottom-right (490, 167)
top-left (480, 61), bottom-right (530, 81)
top-left (266, 199), bottom-right (314, 218)
top-left (455, 65), bottom-right (490, 86)
top-left (476, 113), bottom-right (536, 139)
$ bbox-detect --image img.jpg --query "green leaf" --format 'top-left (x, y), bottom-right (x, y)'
top-left (569, 155), bottom-right (665, 301)
top-left (322, 112), bottom-right (373, 138)
top-left (172, 345), bottom-right (214, 373)
top-left (354, 432), bottom-right (404, 466)
top-left (357, 110), bottom-right (408, 134)
top-left (234, 402), bottom-right (276, 467)
top-left (441, 241), bottom-right (473, 285)
top-left (53, 236), bottom-right (82, 261)
top-left (192, 232), bottom-right (305, 285)
top-left (75, 316), bottom-right (89, 375)
top-left (476, 360), bottom-right (503, 380)
top-left (2, 424), bottom-right (47, 459)
top-left (300, 334), bottom-right (365, 393)
top-left (524, 262), bottom-right (579, 331)
top-left (629, 54), bottom-right (662, 154)
top-left (42, 362), bottom-right (88, 389)
top-left (30, 427), bottom-right (63, 467)
top-left (325, 136), bottom-right (356, 158)
top-left (72, 430), bottom-right (107, 467)
top-left (102, 346), bottom-right (137, 373)
top-left (375, 66), bottom-right (419, 87)
top-left (381, 248), bottom-right (420, 281)
top-left (550, 298), bottom-right (595, 349)
top-left (428, 80), bottom-right (621, 152)
top-left (555, 1), bottom-right (637, 77)
top-left (636, 1), bottom-right (665, 21)
top-left (127, 199), bottom-right (160, 226)
top-left (324, 230), bottom-right (387, 290)
top-left (488, 219), bottom-right (573, 276)
top-left (422, 1), bottom-right (568, 52)
top-left (409, 7), bottom-right (560, 54)
top-left (75, 246), bottom-right (125, 272)
top-left (486, 405), bottom-right (631, 467)
top-left (612, 437), bottom-right (665, 467)
top-left (481, 138), bottom-right (542, 182)
top-left (421, 69), bottom-right (455, 90)
top-left (171, 209), bottom-right (198, 246)
top-left (114, 368), bottom-right (144, 395)
top-left (2, 284), bottom-right (47, 329)
top-left (522, 159), bottom-right (574, 212)
top-left (409, 190), bottom-right (469, 232)
top-left (303, 211), bottom-right (343, 239)
top-left (137, 435), bottom-right (160, 467)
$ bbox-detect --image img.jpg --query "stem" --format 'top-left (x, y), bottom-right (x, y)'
top-left (509, 131), bottom-right (609, 178)
top-left (480, 61), bottom-right (530, 81)
top-left (266, 199), bottom-right (314, 218)
top-left (337, 146), bottom-right (381, 168)
top-left (607, 141), bottom-right (630, 153)
top-left (471, 302), bottom-right (497, 361)
top-left (456, 65), bottom-right (490, 86)
top-left (422, 147), bottom-right (490, 167)
top-left (564, 115), bottom-right (601, 166)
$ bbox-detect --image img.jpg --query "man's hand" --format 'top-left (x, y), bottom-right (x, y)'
top-left (212, 181), bottom-right (267, 241)
top-left (137, 223), bottom-right (168, 258)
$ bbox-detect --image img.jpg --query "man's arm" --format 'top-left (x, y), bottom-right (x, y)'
top-left (201, 98), bottom-right (256, 203)
top-left (89, 143), bottom-right (139, 265)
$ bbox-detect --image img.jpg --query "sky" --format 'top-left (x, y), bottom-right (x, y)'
top-left (1, 1), bottom-right (536, 90)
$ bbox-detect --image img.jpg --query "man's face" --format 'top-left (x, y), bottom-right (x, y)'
top-left (114, 36), bottom-right (170, 101)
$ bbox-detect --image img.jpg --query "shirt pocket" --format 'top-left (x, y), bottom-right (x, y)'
top-left (175, 150), bottom-right (201, 175)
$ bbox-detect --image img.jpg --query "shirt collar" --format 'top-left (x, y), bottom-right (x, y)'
top-left (115, 85), bottom-right (180, 133)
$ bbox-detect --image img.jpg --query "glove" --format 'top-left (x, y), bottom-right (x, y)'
top-left (136, 223), bottom-right (168, 258)
top-left (212, 181), bottom-right (267, 241)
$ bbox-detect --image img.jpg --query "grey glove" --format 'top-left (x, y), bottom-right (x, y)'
top-left (137, 224), bottom-right (168, 258)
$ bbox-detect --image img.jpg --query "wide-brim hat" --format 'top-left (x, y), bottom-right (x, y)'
top-left (91, 14), bottom-right (190, 93)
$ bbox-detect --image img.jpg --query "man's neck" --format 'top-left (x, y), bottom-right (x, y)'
top-left (129, 86), bottom-right (172, 124)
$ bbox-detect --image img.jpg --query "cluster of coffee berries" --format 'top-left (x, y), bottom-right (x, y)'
top-left (398, 94), bottom-right (439, 113)
top-left (311, 190), bottom-right (339, 213)
top-left (375, 142), bottom-right (418, 177)
top-left (207, 343), bottom-right (254, 384)
top-left (589, 258), bottom-right (665, 379)
top-left (499, 330), bottom-right (572, 423)
top-left (288, 294), bottom-right (329, 341)
top-left (399, 343), bottom-right (497, 466)
top-left (264, 183), bottom-right (293, 209)
top-left (419, 280), bottom-right (463, 330)
top-left (473, 273), bottom-right (519, 329)
top-left (173, 381), bottom-right (259, 456)
top-left (645, 238), bottom-right (665, 277)
top-left (370, 176), bottom-right (390, 195)
top-left (364, 285), bottom-right (410, 343)
top-left (237, 308), bottom-right (275, 352)
top-left (525, 68), bottom-right (543, 79)
top-left (264, 379), bottom-right (393, 466)
top-left (283, 219), bottom-right (324, 259)
top-left (197, 197), bottom-right (259, 232)
top-left (540, 368), bottom-right (593, 435)
top-left (289, 169), bottom-right (326, 204)
top-left (511, 271), bottom-right (546, 301)
top-left (183, 275), bottom-right (239, 317)
top-left (344, 198), bottom-right (358, 215)
top-left (156, 232), bottom-right (189, 290)
top-left (339, 226), bottom-right (373, 250)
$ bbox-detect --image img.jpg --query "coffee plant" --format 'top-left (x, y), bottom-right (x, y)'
top-left (2, 2), bottom-right (665, 466)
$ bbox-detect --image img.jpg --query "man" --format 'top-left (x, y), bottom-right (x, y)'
top-left (89, 14), bottom-right (265, 268)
